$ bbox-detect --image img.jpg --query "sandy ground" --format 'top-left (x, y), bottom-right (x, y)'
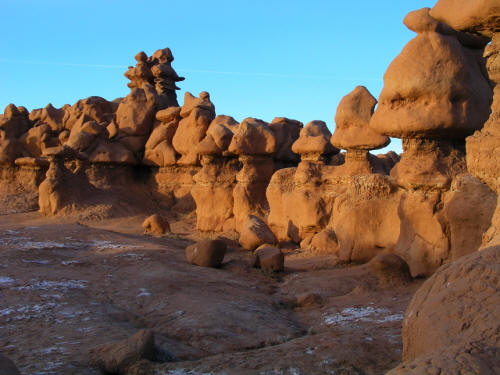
top-left (0, 210), bottom-right (422, 375)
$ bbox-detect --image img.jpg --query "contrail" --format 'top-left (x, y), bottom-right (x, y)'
top-left (0, 58), bottom-right (381, 82)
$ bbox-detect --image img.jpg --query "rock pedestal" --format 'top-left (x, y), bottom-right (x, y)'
top-left (228, 118), bottom-right (276, 228)
top-left (331, 86), bottom-right (390, 176)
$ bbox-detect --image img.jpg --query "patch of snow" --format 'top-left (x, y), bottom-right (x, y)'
top-left (305, 347), bottom-right (315, 354)
top-left (14, 279), bottom-right (87, 291)
top-left (137, 288), bottom-right (151, 297)
top-left (22, 259), bottom-right (50, 265)
top-left (0, 276), bottom-right (14, 284)
top-left (323, 306), bottom-right (403, 326)
top-left (22, 241), bottom-right (67, 249)
top-left (91, 240), bottom-right (144, 251)
top-left (61, 260), bottom-right (80, 266)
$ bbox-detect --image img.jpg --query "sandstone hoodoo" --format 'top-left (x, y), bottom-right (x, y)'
top-left (1, 1), bottom-right (500, 372)
top-left (331, 85), bottom-right (390, 175)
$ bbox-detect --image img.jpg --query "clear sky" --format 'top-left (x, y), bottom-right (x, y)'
top-left (0, 0), bottom-right (437, 154)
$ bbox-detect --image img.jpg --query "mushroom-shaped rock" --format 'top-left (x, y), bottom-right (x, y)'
top-left (90, 329), bottom-right (156, 375)
top-left (239, 215), bottom-right (277, 250)
top-left (228, 118), bottom-right (276, 155)
top-left (292, 121), bottom-right (338, 162)
top-left (430, 0), bottom-right (500, 38)
top-left (252, 245), bottom-right (284, 272)
top-left (142, 214), bottom-right (170, 235)
top-left (185, 239), bottom-right (227, 268)
top-left (332, 86), bottom-right (389, 150)
top-left (269, 117), bottom-right (303, 163)
top-left (369, 22), bottom-right (492, 139)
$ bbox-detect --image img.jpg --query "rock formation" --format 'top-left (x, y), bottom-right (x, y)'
top-left (331, 86), bottom-right (390, 175)
top-left (388, 246), bottom-right (500, 374)
top-left (191, 115), bottom-right (239, 232)
top-left (228, 118), bottom-right (276, 228)
top-left (185, 239), bottom-right (227, 268)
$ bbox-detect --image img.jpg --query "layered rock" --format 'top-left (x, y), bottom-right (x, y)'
top-left (191, 115), bottom-right (239, 232)
top-left (465, 32), bottom-right (500, 247)
top-left (365, 7), bottom-right (495, 275)
top-left (172, 92), bottom-right (216, 166)
top-left (331, 86), bottom-right (390, 175)
top-left (228, 118), bottom-right (276, 227)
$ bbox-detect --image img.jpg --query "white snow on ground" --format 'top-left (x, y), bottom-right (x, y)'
top-left (323, 306), bottom-right (404, 325)
top-left (14, 279), bottom-right (87, 291)
top-left (0, 276), bottom-right (14, 284)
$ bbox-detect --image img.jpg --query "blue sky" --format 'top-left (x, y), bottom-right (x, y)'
top-left (0, 0), bottom-right (436, 153)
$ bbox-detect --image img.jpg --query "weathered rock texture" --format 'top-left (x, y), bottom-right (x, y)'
top-left (0, 30), bottom-right (496, 279)
top-left (387, 246), bottom-right (500, 374)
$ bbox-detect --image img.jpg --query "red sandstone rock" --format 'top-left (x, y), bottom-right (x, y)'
top-left (296, 293), bottom-right (323, 308)
top-left (369, 253), bottom-right (412, 287)
top-left (252, 245), bottom-right (284, 272)
top-left (331, 86), bottom-right (389, 151)
top-left (90, 329), bottom-right (156, 374)
top-left (292, 121), bottom-right (338, 162)
top-left (228, 118), bottom-right (276, 156)
top-left (185, 239), bottom-right (227, 268)
top-left (239, 215), bottom-right (277, 250)
top-left (64, 96), bottom-right (117, 130)
top-left (88, 142), bottom-right (137, 165)
top-left (116, 87), bottom-right (156, 138)
top-left (269, 117), bottom-right (303, 163)
top-left (369, 27), bottom-right (492, 139)
top-left (396, 246), bottom-right (500, 369)
top-left (142, 214), bottom-right (170, 235)
top-left (430, 0), bottom-right (500, 38)
top-left (172, 92), bottom-right (216, 165)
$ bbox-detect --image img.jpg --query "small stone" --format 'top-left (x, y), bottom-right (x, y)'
top-left (252, 246), bottom-right (284, 272)
top-left (142, 214), bottom-right (171, 236)
top-left (185, 239), bottom-right (227, 268)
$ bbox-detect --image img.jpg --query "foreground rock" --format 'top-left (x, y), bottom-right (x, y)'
top-left (0, 354), bottom-right (21, 375)
top-left (142, 214), bottom-right (170, 235)
top-left (238, 215), bottom-right (277, 250)
top-left (90, 330), bottom-right (156, 375)
top-left (387, 246), bottom-right (500, 374)
top-left (252, 246), bottom-right (284, 272)
top-left (185, 239), bottom-right (227, 268)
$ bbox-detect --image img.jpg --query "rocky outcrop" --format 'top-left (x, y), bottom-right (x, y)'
top-left (90, 329), bottom-right (156, 375)
top-left (387, 246), bottom-right (500, 374)
top-left (172, 92), bottom-right (215, 166)
top-left (228, 118), bottom-right (276, 227)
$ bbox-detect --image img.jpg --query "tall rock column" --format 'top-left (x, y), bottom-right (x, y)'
top-left (191, 116), bottom-right (239, 232)
top-left (228, 118), bottom-right (276, 229)
top-left (267, 121), bottom-right (339, 242)
top-left (369, 7), bottom-right (493, 276)
top-left (428, 1), bottom-right (500, 247)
